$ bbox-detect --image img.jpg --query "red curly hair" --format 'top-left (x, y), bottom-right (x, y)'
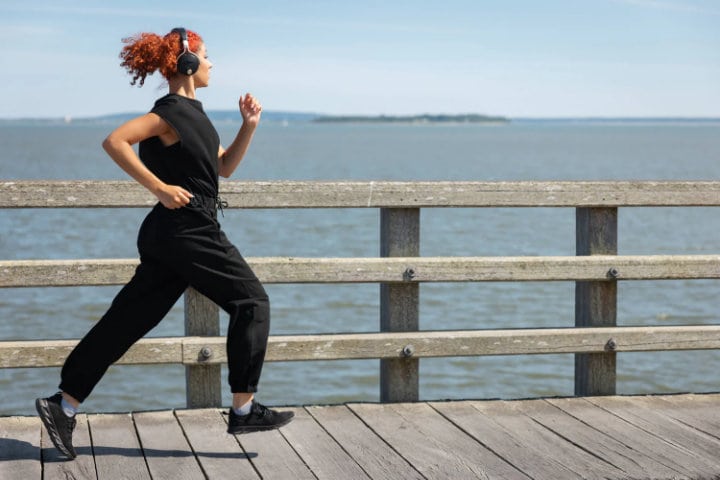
top-left (119, 29), bottom-right (203, 86)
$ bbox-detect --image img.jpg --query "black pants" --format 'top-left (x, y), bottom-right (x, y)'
top-left (59, 200), bottom-right (269, 403)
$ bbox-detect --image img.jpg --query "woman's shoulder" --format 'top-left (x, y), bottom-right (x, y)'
top-left (150, 95), bottom-right (186, 119)
top-left (152, 93), bottom-right (203, 113)
top-left (153, 93), bottom-right (180, 108)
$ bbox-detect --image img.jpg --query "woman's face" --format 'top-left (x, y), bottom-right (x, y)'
top-left (193, 43), bottom-right (212, 88)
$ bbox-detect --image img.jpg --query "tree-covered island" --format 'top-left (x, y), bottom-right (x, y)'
top-left (313, 114), bottom-right (509, 124)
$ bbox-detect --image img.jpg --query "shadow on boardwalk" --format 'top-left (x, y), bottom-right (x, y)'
top-left (1, 393), bottom-right (719, 479)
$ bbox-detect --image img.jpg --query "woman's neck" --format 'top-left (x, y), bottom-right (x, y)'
top-left (168, 77), bottom-right (196, 99)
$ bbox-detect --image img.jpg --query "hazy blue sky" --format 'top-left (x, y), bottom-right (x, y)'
top-left (3, 0), bottom-right (719, 118)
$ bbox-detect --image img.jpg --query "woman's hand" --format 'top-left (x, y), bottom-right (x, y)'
top-left (239, 93), bottom-right (262, 128)
top-left (155, 184), bottom-right (193, 209)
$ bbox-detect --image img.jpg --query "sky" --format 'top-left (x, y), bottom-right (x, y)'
top-left (3, 0), bottom-right (719, 118)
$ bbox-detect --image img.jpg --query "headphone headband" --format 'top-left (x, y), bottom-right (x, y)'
top-left (171, 27), bottom-right (189, 48)
top-left (170, 27), bottom-right (199, 76)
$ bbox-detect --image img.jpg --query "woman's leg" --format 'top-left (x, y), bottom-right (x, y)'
top-left (162, 224), bottom-right (270, 396)
top-left (176, 239), bottom-right (294, 432)
top-left (59, 258), bottom-right (187, 403)
top-left (184, 242), bottom-right (269, 394)
top-left (147, 212), bottom-right (292, 432)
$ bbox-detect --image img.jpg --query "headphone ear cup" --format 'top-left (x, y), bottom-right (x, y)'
top-left (177, 52), bottom-right (200, 76)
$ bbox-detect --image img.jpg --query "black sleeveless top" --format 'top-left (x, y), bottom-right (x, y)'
top-left (139, 94), bottom-right (221, 198)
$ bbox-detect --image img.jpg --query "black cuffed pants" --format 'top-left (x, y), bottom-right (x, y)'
top-left (59, 200), bottom-right (269, 403)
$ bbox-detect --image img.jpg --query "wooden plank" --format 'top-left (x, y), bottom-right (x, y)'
top-left (657, 392), bottom-right (720, 409)
top-left (87, 413), bottom-right (150, 480)
top-left (348, 402), bottom-right (528, 479)
top-left (132, 410), bottom-right (205, 480)
top-left (0, 258), bottom-right (139, 287)
top-left (216, 324), bottom-right (720, 361)
top-left (3, 180), bottom-right (720, 208)
top-left (546, 397), bottom-right (712, 478)
top-left (0, 180), bottom-right (154, 208)
top-left (0, 338), bottom-right (181, 368)
top-left (183, 326), bottom-right (716, 363)
top-left (222, 411), bottom-right (316, 480)
top-left (276, 407), bottom-right (370, 479)
top-left (42, 413), bottom-right (97, 479)
top-left (380, 207), bottom-right (419, 402)
top-left (429, 400), bottom-right (581, 479)
top-left (305, 405), bottom-right (423, 480)
top-left (586, 395), bottom-right (720, 471)
top-left (4, 255), bottom-right (720, 287)
top-left (174, 409), bottom-right (259, 479)
top-left (219, 180), bottom-right (720, 208)
top-left (257, 254), bottom-right (720, 282)
top-left (431, 399), bottom-right (624, 479)
top-left (0, 416), bottom-right (41, 480)
top-left (575, 207), bottom-right (617, 396)
top-left (513, 398), bottom-right (684, 479)
top-left (5, 325), bottom-right (720, 369)
top-left (3, 396), bottom-right (720, 479)
top-left (655, 393), bottom-right (720, 435)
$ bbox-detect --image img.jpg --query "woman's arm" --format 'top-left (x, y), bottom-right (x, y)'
top-left (218, 94), bottom-right (262, 178)
top-left (102, 113), bottom-right (193, 208)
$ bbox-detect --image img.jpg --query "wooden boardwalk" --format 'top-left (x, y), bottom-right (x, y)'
top-left (1, 393), bottom-right (719, 479)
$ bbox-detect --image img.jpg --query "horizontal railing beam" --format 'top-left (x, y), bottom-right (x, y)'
top-left (2, 325), bottom-right (720, 368)
top-left (2, 180), bottom-right (720, 208)
top-left (2, 255), bottom-right (719, 287)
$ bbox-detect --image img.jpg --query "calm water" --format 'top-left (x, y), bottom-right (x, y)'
top-left (1, 120), bottom-right (719, 415)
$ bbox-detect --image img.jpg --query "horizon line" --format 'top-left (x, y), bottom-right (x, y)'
top-left (1, 111), bottom-right (719, 122)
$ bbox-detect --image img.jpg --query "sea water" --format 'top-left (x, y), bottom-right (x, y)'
top-left (1, 120), bottom-right (719, 415)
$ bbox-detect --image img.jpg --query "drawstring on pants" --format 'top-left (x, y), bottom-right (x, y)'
top-left (215, 197), bottom-right (229, 217)
top-left (187, 193), bottom-right (229, 217)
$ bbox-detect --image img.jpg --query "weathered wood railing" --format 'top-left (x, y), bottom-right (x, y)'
top-left (2, 180), bottom-right (720, 407)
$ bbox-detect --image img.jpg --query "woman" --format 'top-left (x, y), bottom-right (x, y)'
top-left (35, 27), bottom-right (293, 459)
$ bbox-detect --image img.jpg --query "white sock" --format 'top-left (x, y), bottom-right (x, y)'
top-left (60, 398), bottom-right (77, 417)
top-left (233, 399), bottom-right (253, 416)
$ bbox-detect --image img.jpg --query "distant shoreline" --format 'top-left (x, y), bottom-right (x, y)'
top-left (313, 114), bottom-right (509, 124)
top-left (0, 111), bottom-right (718, 126)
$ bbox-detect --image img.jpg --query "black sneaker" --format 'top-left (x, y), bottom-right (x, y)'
top-left (227, 401), bottom-right (294, 434)
top-left (35, 392), bottom-right (77, 459)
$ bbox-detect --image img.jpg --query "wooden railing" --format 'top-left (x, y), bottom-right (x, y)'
top-left (2, 180), bottom-right (720, 407)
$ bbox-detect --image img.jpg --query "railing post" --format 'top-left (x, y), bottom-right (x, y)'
top-left (575, 207), bottom-right (618, 396)
top-left (380, 207), bottom-right (420, 402)
top-left (184, 287), bottom-right (222, 408)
